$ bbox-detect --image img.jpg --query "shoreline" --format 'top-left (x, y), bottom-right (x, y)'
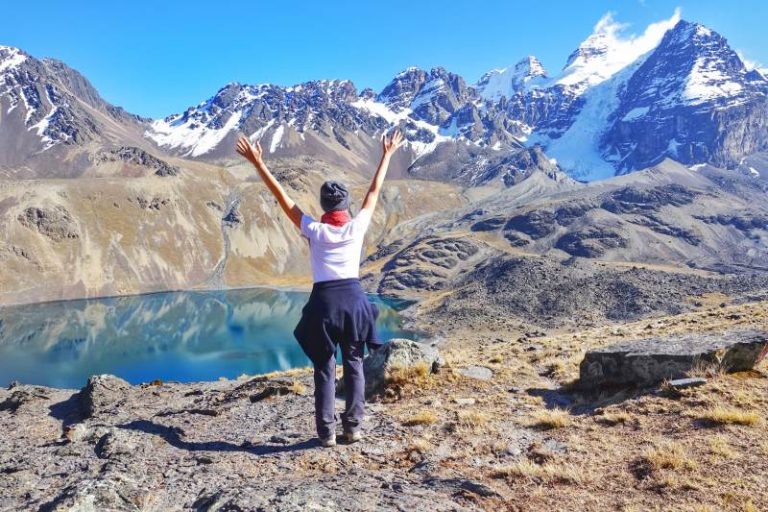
top-left (0, 281), bottom-right (313, 310)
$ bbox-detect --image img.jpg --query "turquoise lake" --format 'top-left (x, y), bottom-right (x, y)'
top-left (0, 288), bottom-right (415, 389)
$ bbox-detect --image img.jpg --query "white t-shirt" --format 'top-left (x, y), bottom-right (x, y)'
top-left (300, 209), bottom-right (373, 283)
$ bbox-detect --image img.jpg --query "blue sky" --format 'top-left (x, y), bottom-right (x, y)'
top-left (2, 0), bottom-right (765, 118)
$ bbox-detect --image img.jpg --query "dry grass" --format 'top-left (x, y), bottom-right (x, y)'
top-left (456, 410), bottom-right (490, 430)
top-left (688, 360), bottom-right (729, 379)
top-left (288, 381), bottom-right (307, 395)
top-left (490, 460), bottom-right (585, 485)
top-left (530, 408), bottom-right (572, 430)
top-left (743, 500), bottom-right (759, 512)
top-left (407, 437), bottom-right (432, 454)
top-left (403, 410), bottom-right (439, 426)
top-left (383, 362), bottom-right (441, 400)
top-left (708, 435), bottom-right (737, 459)
top-left (596, 410), bottom-right (632, 426)
top-left (695, 406), bottom-right (761, 426)
top-left (386, 361), bottom-right (431, 385)
top-left (641, 441), bottom-right (698, 472)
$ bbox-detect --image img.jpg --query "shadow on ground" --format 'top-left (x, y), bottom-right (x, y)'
top-left (118, 419), bottom-right (320, 455)
top-left (527, 384), bottom-right (651, 415)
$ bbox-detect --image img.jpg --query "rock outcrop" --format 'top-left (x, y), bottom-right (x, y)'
top-left (363, 338), bottom-right (442, 395)
top-left (96, 146), bottom-right (179, 177)
top-left (17, 206), bottom-right (79, 241)
top-left (81, 374), bottom-right (132, 418)
top-left (579, 329), bottom-right (768, 387)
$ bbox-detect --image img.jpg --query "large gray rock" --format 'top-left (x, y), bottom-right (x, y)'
top-left (363, 338), bottom-right (442, 395)
top-left (579, 330), bottom-right (768, 388)
top-left (81, 374), bottom-right (132, 418)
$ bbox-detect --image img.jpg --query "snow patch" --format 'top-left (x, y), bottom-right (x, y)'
top-left (249, 119), bottom-right (275, 142)
top-left (148, 110), bottom-right (243, 157)
top-left (351, 97), bottom-right (452, 159)
top-left (527, 56), bottom-right (649, 181)
top-left (270, 124), bottom-right (284, 153)
top-left (621, 106), bottom-right (649, 121)
top-left (683, 56), bottom-right (744, 104)
top-left (0, 46), bottom-right (27, 74)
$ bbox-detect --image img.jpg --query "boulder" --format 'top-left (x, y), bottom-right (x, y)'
top-left (363, 338), bottom-right (442, 395)
top-left (579, 329), bottom-right (768, 388)
top-left (81, 374), bottom-right (132, 418)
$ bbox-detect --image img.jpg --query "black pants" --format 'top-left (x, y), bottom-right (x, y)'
top-left (312, 339), bottom-right (365, 439)
top-left (293, 278), bottom-right (380, 438)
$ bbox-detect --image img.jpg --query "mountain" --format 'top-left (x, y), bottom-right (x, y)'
top-left (142, 12), bottom-right (768, 183)
top-left (0, 46), bottom-right (155, 178)
top-left (364, 159), bottom-right (768, 300)
top-left (144, 67), bottom-right (548, 187)
top-left (477, 56), bottom-right (548, 101)
top-left (491, 14), bottom-right (768, 180)
top-left (2, 13), bottom-right (768, 307)
top-left (6, 11), bottom-right (763, 185)
top-left (602, 21), bottom-right (768, 173)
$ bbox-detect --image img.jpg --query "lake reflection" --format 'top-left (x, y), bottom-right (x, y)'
top-left (0, 288), bottom-right (414, 388)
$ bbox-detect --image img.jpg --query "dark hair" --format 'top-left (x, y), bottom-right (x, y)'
top-left (319, 181), bottom-right (350, 212)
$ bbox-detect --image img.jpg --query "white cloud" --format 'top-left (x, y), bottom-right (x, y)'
top-left (558, 8), bottom-right (682, 88)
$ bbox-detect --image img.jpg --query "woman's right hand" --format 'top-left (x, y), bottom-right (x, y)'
top-left (236, 135), bottom-right (264, 166)
top-left (382, 129), bottom-right (405, 156)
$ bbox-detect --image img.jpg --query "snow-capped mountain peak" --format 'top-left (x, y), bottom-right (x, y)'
top-left (477, 56), bottom-right (548, 100)
top-left (0, 45), bottom-right (28, 74)
top-left (557, 9), bottom-right (681, 90)
top-left (666, 20), bottom-right (759, 106)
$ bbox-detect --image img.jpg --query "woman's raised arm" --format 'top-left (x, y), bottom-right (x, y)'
top-left (361, 129), bottom-right (405, 214)
top-left (236, 135), bottom-right (303, 228)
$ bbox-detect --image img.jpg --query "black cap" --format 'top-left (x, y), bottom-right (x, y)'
top-left (319, 181), bottom-right (350, 212)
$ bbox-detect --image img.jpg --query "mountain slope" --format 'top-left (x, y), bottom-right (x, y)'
top-left (0, 46), bottom-right (153, 178)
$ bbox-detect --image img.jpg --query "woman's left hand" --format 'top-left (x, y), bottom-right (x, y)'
top-left (382, 129), bottom-right (405, 156)
top-left (236, 135), bottom-right (264, 165)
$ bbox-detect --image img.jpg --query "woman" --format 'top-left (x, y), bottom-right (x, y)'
top-left (235, 128), bottom-right (405, 447)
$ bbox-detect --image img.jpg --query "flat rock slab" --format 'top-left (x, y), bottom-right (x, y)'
top-left (458, 366), bottom-right (493, 381)
top-left (668, 377), bottom-right (707, 389)
top-left (579, 329), bottom-right (768, 388)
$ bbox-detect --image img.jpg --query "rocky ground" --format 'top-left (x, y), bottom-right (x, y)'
top-left (2, 296), bottom-right (767, 511)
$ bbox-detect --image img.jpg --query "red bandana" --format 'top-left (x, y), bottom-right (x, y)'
top-left (320, 210), bottom-right (351, 227)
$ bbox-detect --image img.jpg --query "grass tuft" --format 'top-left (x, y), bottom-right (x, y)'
top-left (708, 435), bottom-right (737, 458)
top-left (696, 406), bottom-right (760, 426)
top-left (490, 460), bottom-right (584, 485)
top-left (456, 410), bottom-right (490, 431)
top-left (289, 381), bottom-right (307, 395)
top-left (404, 410), bottom-right (438, 426)
top-left (641, 441), bottom-right (698, 472)
top-left (530, 408), bottom-right (572, 430)
top-left (597, 410), bottom-right (631, 426)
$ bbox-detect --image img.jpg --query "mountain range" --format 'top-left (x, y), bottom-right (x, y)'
top-left (1, 12), bottom-right (767, 306)
top-left (2, 11), bottom-right (767, 183)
